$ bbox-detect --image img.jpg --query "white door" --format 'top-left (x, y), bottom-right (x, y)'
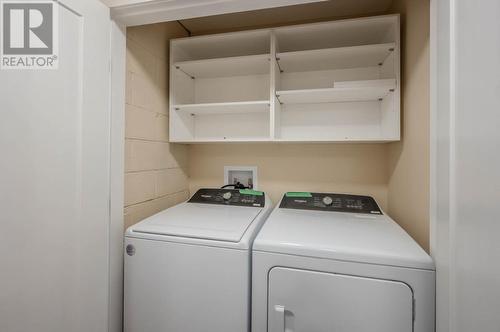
top-left (268, 267), bottom-right (413, 332)
top-left (0, 1), bottom-right (113, 331)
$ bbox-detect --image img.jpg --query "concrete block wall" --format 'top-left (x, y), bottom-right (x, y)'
top-left (124, 22), bottom-right (189, 230)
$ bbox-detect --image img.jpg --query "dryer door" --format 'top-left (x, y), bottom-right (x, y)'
top-left (268, 267), bottom-right (413, 332)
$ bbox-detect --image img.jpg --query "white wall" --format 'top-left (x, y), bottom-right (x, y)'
top-left (431, 0), bottom-right (500, 331)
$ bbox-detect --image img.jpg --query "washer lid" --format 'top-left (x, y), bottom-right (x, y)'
top-left (130, 202), bottom-right (263, 243)
top-left (253, 203), bottom-right (434, 270)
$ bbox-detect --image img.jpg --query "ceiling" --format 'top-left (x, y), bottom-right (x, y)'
top-left (180, 0), bottom-right (394, 35)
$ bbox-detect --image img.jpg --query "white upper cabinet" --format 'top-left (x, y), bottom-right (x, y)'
top-left (169, 15), bottom-right (400, 143)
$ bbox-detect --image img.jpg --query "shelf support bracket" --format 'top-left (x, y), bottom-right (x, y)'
top-left (275, 57), bottom-right (284, 73)
top-left (175, 66), bottom-right (195, 80)
top-left (275, 94), bottom-right (283, 105)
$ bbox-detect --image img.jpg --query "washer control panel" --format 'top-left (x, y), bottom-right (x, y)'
top-left (279, 192), bottom-right (382, 214)
top-left (188, 188), bottom-right (265, 207)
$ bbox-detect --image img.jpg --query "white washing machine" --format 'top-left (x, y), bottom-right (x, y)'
top-left (124, 188), bottom-right (273, 332)
top-left (252, 192), bottom-right (435, 332)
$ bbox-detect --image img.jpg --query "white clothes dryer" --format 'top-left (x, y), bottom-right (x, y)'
top-left (252, 192), bottom-right (435, 332)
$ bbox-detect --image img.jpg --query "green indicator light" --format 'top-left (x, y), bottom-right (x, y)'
top-left (239, 189), bottom-right (264, 196)
top-left (285, 192), bottom-right (312, 198)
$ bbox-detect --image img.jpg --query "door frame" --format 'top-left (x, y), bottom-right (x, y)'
top-left (429, 0), bottom-right (452, 331)
top-left (107, 1), bottom-right (492, 331)
top-left (109, 20), bottom-right (126, 332)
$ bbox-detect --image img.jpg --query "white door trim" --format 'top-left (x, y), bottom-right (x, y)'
top-left (109, 20), bottom-right (126, 332)
top-left (108, 0), bottom-right (327, 27)
top-left (430, 0), bottom-right (454, 331)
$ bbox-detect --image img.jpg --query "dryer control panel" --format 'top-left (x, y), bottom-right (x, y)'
top-left (188, 188), bottom-right (265, 207)
top-left (279, 192), bottom-right (382, 215)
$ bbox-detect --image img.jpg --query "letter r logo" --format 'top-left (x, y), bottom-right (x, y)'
top-left (2, 2), bottom-right (53, 55)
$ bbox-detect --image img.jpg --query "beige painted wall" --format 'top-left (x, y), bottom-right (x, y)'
top-left (124, 22), bottom-right (189, 230)
top-left (386, 0), bottom-right (430, 250)
top-left (189, 144), bottom-right (389, 210)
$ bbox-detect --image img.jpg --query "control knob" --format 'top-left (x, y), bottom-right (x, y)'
top-left (222, 192), bottom-right (232, 200)
top-left (322, 196), bottom-right (333, 206)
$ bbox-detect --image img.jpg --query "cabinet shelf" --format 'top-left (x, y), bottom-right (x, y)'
top-left (174, 54), bottom-right (270, 78)
top-left (274, 137), bottom-right (399, 143)
top-left (277, 43), bottom-right (395, 73)
top-left (171, 30), bottom-right (270, 62)
top-left (171, 137), bottom-right (271, 143)
top-left (173, 101), bottom-right (270, 115)
top-left (170, 15), bottom-right (400, 142)
top-left (276, 79), bottom-right (396, 104)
